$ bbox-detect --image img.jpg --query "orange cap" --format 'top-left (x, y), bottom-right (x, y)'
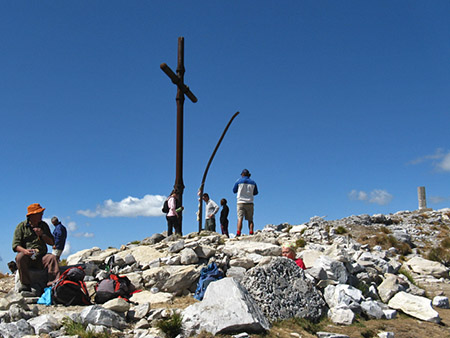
top-left (27, 203), bottom-right (45, 216)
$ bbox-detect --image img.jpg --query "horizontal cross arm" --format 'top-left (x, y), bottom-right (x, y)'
top-left (160, 63), bottom-right (198, 103)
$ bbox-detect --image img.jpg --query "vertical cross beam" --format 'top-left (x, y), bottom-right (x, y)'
top-left (161, 37), bottom-right (197, 231)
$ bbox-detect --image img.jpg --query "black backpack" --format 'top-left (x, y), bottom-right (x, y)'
top-left (162, 199), bottom-right (169, 213)
top-left (94, 273), bottom-right (136, 304)
top-left (162, 197), bottom-right (181, 214)
top-left (52, 266), bottom-right (91, 306)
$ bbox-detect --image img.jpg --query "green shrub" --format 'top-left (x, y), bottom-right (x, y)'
top-left (380, 226), bottom-right (391, 234)
top-left (399, 268), bottom-right (416, 285)
top-left (59, 259), bottom-right (68, 266)
top-left (296, 238), bottom-right (306, 248)
top-left (335, 226), bottom-right (347, 234)
top-left (441, 237), bottom-right (450, 249)
top-left (356, 281), bottom-right (369, 296)
top-left (62, 318), bottom-right (110, 338)
top-left (361, 328), bottom-right (376, 338)
top-left (156, 312), bottom-right (183, 338)
top-left (387, 235), bottom-right (398, 247)
top-left (290, 317), bottom-right (324, 334)
top-left (374, 233), bottom-right (388, 245)
top-left (396, 242), bottom-right (412, 255)
top-left (427, 247), bottom-right (450, 266)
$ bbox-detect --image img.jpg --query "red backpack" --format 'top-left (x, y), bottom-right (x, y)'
top-left (52, 266), bottom-right (91, 306)
top-left (94, 273), bottom-right (137, 304)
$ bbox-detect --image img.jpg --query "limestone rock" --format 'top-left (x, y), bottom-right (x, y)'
top-left (432, 296), bottom-right (449, 309)
top-left (182, 277), bottom-right (269, 336)
top-left (377, 274), bottom-right (407, 303)
top-left (405, 256), bottom-right (449, 279)
top-left (241, 257), bottom-right (326, 322)
top-left (194, 245), bottom-right (216, 259)
top-left (0, 319), bottom-right (35, 338)
top-left (115, 246), bottom-right (166, 266)
top-left (316, 333), bottom-right (350, 338)
top-left (324, 284), bottom-right (362, 312)
top-left (315, 256), bottom-right (349, 284)
top-left (388, 291), bottom-right (440, 323)
top-left (230, 257), bottom-right (255, 269)
top-left (142, 265), bottom-right (200, 295)
top-left (27, 314), bottom-right (60, 334)
top-left (226, 266), bottom-right (246, 282)
top-left (360, 300), bottom-right (384, 319)
top-left (168, 239), bottom-right (185, 253)
top-left (222, 241), bottom-right (281, 257)
top-left (66, 247), bottom-right (102, 265)
top-left (328, 306), bottom-right (354, 325)
top-left (103, 298), bottom-right (130, 313)
top-left (79, 305), bottom-right (127, 329)
top-left (299, 249), bottom-right (323, 268)
top-left (130, 290), bottom-right (174, 305)
top-left (180, 248), bottom-right (199, 265)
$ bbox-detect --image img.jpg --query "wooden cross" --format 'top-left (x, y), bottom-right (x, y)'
top-left (160, 37), bottom-right (197, 232)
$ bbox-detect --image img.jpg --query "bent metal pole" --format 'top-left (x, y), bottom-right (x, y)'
top-left (198, 111), bottom-right (240, 232)
top-left (160, 37), bottom-right (197, 232)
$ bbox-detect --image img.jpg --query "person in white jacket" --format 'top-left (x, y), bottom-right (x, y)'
top-left (202, 193), bottom-right (219, 232)
top-left (233, 169), bottom-right (258, 236)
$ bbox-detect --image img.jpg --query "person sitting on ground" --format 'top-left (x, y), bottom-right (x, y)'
top-left (281, 243), bottom-right (306, 270)
top-left (51, 216), bottom-right (67, 262)
top-left (12, 203), bottom-right (60, 292)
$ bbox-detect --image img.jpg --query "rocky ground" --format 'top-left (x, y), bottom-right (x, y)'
top-left (1, 208), bottom-right (450, 337)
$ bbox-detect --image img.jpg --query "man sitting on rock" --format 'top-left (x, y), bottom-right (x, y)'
top-left (281, 243), bottom-right (306, 270)
top-left (12, 203), bottom-right (60, 292)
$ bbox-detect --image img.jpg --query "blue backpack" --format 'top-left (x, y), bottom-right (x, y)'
top-left (194, 262), bottom-right (224, 301)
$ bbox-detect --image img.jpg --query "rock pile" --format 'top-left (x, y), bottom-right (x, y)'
top-left (0, 208), bottom-right (449, 337)
top-left (241, 257), bottom-right (326, 322)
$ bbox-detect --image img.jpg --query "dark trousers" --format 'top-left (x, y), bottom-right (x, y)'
top-left (166, 216), bottom-right (182, 236)
top-left (205, 218), bottom-right (216, 232)
top-left (16, 252), bottom-right (60, 286)
top-left (221, 219), bottom-right (229, 237)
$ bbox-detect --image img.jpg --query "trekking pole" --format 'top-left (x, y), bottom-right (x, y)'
top-left (197, 111), bottom-right (240, 233)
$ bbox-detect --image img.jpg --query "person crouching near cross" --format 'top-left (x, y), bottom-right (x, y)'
top-left (281, 243), bottom-right (306, 270)
top-left (12, 203), bottom-right (60, 292)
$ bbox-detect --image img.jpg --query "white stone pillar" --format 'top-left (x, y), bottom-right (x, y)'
top-left (418, 186), bottom-right (427, 210)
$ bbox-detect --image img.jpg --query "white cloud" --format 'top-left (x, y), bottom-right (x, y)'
top-left (77, 194), bottom-right (166, 218)
top-left (429, 196), bottom-right (449, 204)
top-left (369, 189), bottom-right (393, 205)
top-left (408, 148), bottom-right (444, 165)
top-left (349, 189), bottom-right (393, 205)
top-left (62, 242), bottom-right (71, 257)
top-left (409, 149), bottom-right (450, 172)
top-left (73, 232), bottom-right (95, 238)
top-left (349, 190), bottom-right (368, 201)
top-left (437, 153), bottom-right (450, 172)
top-left (66, 221), bottom-right (77, 232)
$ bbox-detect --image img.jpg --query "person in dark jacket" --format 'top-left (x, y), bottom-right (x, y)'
top-left (51, 216), bottom-right (67, 261)
top-left (220, 198), bottom-right (229, 238)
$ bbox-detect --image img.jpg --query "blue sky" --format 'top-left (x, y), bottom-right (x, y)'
top-left (1, 1), bottom-right (449, 273)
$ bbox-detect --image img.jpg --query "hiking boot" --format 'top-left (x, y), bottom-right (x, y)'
top-left (18, 284), bottom-right (31, 292)
top-left (21, 288), bottom-right (39, 298)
